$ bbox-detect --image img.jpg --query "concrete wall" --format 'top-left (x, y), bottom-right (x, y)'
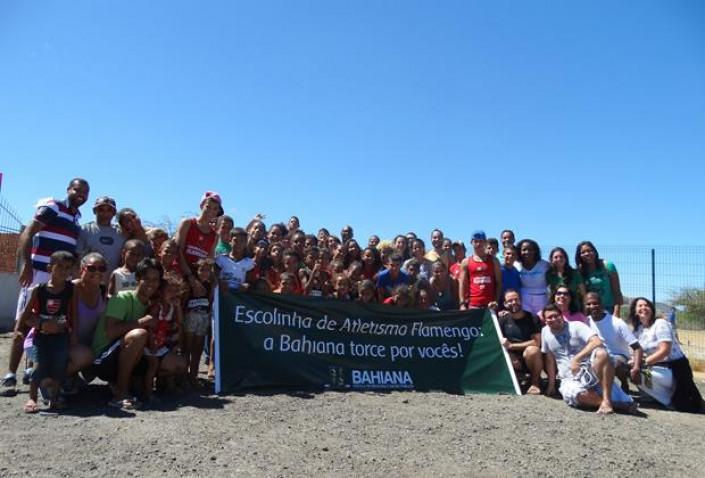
top-left (0, 273), bottom-right (19, 331)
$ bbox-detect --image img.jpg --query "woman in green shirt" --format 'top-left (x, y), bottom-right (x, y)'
top-left (546, 247), bottom-right (586, 307)
top-left (575, 241), bottom-right (623, 316)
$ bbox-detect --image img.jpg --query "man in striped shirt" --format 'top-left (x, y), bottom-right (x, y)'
top-left (1, 178), bottom-right (90, 396)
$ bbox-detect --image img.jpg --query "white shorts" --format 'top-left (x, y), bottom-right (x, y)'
top-left (184, 311), bottom-right (210, 336)
top-left (559, 349), bottom-right (633, 407)
top-left (15, 269), bottom-right (50, 321)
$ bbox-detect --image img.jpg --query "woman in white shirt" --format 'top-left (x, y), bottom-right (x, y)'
top-left (515, 239), bottom-right (550, 315)
top-left (629, 297), bottom-right (703, 412)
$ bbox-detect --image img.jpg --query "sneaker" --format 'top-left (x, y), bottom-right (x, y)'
top-left (0, 374), bottom-right (17, 397)
top-left (80, 369), bottom-right (96, 384)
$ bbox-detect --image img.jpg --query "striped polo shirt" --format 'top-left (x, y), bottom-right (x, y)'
top-left (31, 198), bottom-right (81, 272)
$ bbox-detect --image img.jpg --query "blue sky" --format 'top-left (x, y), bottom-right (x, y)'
top-left (1, 1), bottom-right (704, 252)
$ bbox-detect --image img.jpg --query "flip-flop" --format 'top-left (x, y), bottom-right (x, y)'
top-left (108, 397), bottom-right (136, 410)
top-left (526, 385), bottom-right (542, 395)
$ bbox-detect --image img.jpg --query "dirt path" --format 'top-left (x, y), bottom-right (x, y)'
top-left (1, 332), bottom-right (704, 477)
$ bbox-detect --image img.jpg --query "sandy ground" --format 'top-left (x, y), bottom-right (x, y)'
top-left (1, 332), bottom-right (704, 478)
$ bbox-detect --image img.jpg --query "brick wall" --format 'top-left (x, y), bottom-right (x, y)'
top-left (0, 233), bottom-right (19, 272)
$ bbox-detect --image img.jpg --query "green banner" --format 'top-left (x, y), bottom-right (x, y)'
top-left (215, 290), bottom-right (519, 395)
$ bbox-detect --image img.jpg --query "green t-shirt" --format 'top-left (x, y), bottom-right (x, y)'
top-left (546, 270), bottom-right (584, 296)
top-left (215, 239), bottom-right (232, 256)
top-left (583, 261), bottom-right (618, 309)
top-left (91, 290), bottom-right (148, 355)
top-left (546, 269), bottom-right (585, 308)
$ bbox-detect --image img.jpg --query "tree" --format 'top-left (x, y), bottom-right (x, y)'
top-left (671, 288), bottom-right (705, 330)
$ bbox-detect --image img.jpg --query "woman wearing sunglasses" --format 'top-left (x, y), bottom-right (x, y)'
top-left (68, 252), bottom-right (109, 381)
top-left (540, 286), bottom-right (587, 325)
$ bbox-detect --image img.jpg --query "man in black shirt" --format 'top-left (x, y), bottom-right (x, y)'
top-left (498, 289), bottom-right (543, 395)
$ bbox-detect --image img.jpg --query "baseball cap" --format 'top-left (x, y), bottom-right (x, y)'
top-left (93, 196), bottom-right (116, 211)
top-left (200, 191), bottom-right (224, 216)
top-left (471, 230), bottom-right (487, 241)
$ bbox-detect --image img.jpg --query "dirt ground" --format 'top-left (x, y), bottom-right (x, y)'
top-left (1, 332), bottom-right (704, 478)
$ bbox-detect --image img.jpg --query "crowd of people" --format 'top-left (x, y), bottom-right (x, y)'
top-left (1, 178), bottom-right (703, 415)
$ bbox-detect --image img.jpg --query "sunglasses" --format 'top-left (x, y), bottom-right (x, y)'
top-left (84, 264), bottom-right (107, 273)
top-left (555, 291), bottom-right (570, 297)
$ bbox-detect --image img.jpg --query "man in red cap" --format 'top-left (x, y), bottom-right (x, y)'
top-left (174, 191), bottom-right (223, 296)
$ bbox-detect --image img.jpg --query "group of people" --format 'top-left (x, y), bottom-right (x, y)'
top-left (1, 179), bottom-right (702, 415)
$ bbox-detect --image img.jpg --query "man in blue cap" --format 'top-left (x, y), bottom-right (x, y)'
top-left (458, 230), bottom-right (502, 310)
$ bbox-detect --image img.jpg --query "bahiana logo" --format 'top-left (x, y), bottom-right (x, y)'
top-left (351, 369), bottom-right (414, 389)
top-left (326, 366), bottom-right (347, 389)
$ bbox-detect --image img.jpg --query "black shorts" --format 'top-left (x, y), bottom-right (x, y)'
top-left (92, 340), bottom-right (147, 383)
top-left (33, 333), bottom-right (70, 384)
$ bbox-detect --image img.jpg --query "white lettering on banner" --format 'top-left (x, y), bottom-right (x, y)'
top-left (410, 322), bottom-right (482, 340)
top-left (234, 306), bottom-right (314, 329)
top-left (339, 318), bottom-right (408, 337)
top-left (351, 369), bottom-right (414, 389)
top-left (279, 334), bottom-right (345, 356)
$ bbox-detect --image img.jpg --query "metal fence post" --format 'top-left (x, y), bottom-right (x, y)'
top-left (651, 248), bottom-right (656, 306)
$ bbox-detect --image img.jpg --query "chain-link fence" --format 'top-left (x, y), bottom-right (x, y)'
top-left (548, 245), bottom-right (705, 366)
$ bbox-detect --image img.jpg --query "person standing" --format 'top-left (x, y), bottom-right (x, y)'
top-left (515, 239), bottom-right (550, 315)
top-left (425, 229), bottom-right (449, 268)
top-left (175, 192), bottom-right (222, 297)
top-left (77, 196), bottom-right (124, 282)
top-left (575, 241), bottom-right (623, 317)
top-left (458, 231), bottom-right (502, 310)
top-left (1, 178), bottom-right (89, 396)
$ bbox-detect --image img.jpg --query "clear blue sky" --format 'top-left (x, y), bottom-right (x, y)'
top-left (1, 1), bottom-right (704, 250)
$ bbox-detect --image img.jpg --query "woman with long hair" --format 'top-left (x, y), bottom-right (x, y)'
top-left (540, 285), bottom-right (587, 324)
top-left (360, 247), bottom-right (383, 281)
top-left (403, 239), bottom-right (433, 281)
top-left (429, 261), bottom-right (459, 311)
top-left (575, 241), bottom-right (623, 316)
top-left (393, 234), bottom-right (411, 261)
top-left (628, 297), bottom-right (704, 412)
top-left (515, 239), bottom-right (550, 315)
top-left (546, 247), bottom-right (586, 306)
top-left (342, 239), bottom-right (362, 268)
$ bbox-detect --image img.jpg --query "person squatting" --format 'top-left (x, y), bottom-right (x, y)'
top-left (1, 180), bottom-right (702, 415)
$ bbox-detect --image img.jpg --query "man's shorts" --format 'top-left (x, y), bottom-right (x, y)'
top-left (184, 311), bottom-right (210, 336)
top-left (33, 333), bottom-right (70, 384)
top-left (559, 349), bottom-right (633, 407)
top-left (92, 340), bottom-right (147, 383)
